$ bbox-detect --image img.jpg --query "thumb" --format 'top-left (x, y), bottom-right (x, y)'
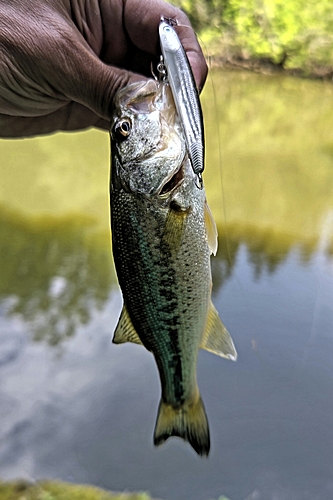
top-left (46, 39), bottom-right (147, 120)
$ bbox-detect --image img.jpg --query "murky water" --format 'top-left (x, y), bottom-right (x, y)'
top-left (1, 70), bottom-right (333, 500)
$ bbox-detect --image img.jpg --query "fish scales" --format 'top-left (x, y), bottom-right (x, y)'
top-left (110, 80), bottom-right (237, 457)
top-left (111, 188), bottom-right (210, 406)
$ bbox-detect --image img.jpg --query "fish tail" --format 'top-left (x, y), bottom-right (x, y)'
top-left (153, 394), bottom-right (210, 457)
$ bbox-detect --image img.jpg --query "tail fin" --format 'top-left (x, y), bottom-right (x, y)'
top-left (153, 396), bottom-right (210, 457)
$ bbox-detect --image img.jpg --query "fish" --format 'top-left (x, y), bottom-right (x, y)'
top-left (110, 79), bottom-right (237, 457)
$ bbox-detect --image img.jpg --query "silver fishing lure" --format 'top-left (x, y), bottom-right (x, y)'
top-left (158, 17), bottom-right (205, 182)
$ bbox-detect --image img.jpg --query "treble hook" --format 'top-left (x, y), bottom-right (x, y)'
top-left (157, 55), bottom-right (168, 82)
top-left (160, 15), bottom-right (178, 27)
top-left (195, 172), bottom-right (203, 190)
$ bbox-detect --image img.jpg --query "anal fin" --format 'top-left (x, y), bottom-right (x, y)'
top-left (112, 305), bottom-right (143, 346)
top-left (200, 302), bottom-right (237, 361)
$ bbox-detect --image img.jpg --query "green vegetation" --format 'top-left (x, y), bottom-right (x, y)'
top-left (0, 480), bottom-right (153, 500)
top-left (0, 480), bottom-right (231, 500)
top-left (172, 0), bottom-right (333, 74)
top-left (0, 130), bottom-right (110, 228)
top-left (2, 69), bottom-right (333, 345)
top-left (0, 129), bottom-right (114, 346)
top-left (202, 69), bottom-right (333, 253)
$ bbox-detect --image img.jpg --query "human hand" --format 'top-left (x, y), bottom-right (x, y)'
top-left (0, 0), bottom-right (207, 137)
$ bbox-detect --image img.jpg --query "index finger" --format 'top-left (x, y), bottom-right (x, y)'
top-left (123, 0), bottom-right (208, 92)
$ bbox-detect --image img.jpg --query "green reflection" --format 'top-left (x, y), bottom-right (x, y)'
top-left (0, 205), bottom-right (116, 345)
top-left (202, 70), bottom-right (333, 254)
top-left (0, 130), bottom-right (110, 227)
top-left (212, 222), bottom-right (317, 292)
top-left (1, 70), bottom-right (333, 344)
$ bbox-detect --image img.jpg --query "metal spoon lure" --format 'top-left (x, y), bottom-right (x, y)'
top-left (159, 17), bottom-right (204, 187)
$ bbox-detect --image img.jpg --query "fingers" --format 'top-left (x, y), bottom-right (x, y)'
top-left (0, 0), bottom-right (207, 136)
top-left (3, 16), bottom-right (147, 122)
top-left (0, 1), bottom-right (148, 123)
top-left (44, 39), bottom-right (144, 119)
top-left (121, 0), bottom-right (208, 91)
top-left (69, 0), bottom-right (207, 91)
top-left (58, 0), bottom-right (207, 120)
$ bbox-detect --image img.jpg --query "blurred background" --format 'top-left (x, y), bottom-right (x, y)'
top-left (1, 2), bottom-right (333, 499)
top-left (174, 0), bottom-right (333, 76)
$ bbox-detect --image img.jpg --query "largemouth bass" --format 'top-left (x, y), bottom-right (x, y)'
top-left (110, 80), bottom-right (236, 457)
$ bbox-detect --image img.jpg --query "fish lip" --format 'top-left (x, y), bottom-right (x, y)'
top-left (157, 155), bottom-right (187, 198)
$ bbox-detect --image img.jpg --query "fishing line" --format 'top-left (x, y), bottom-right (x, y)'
top-left (208, 64), bottom-right (233, 271)
top-left (175, 22), bottom-right (233, 270)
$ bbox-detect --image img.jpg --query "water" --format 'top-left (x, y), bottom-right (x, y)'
top-left (1, 70), bottom-right (333, 500)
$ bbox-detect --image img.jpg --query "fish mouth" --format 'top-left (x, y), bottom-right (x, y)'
top-left (158, 156), bottom-right (186, 197)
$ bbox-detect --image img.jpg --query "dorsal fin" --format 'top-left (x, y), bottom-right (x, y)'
top-left (200, 302), bottom-right (237, 361)
top-left (112, 305), bottom-right (143, 346)
top-left (204, 201), bottom-right (218, 256)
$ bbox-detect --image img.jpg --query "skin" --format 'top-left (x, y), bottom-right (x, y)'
top-left (0, 0), bottom-right (207, 137)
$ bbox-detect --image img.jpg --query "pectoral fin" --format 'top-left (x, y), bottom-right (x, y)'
top-left (200, 302), bottom-right (237, 360)
top-left (112, 305), bottom-right (143, 346)
top-left (162, 204), bottom-right (188, 255)
top-left (204, 201), bottom-right (218, 256)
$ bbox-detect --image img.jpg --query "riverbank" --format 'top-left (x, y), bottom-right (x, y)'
top-left (173, 0), bottom-right (333, 81)
top-left (207, 54), bottom-right (333, 82)
top-left (206, 50), bottom-right (333, 82)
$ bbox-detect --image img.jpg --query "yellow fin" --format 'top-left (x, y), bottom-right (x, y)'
top-left (154, 394), bottom-right (210, 457)
top-left (204, 201), bottom-right (218, 256)
top-left (112, 305), bottom-right (143, 346)
top-left (200, 302), bottom-right (237, 361)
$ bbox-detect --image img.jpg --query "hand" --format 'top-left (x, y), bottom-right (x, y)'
top-left (0, 0), bottom-right (207, 137)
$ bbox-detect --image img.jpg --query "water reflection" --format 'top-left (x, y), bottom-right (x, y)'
top-left (1, 199), bottom-right (332, 348)
top-left (203, 70), bottom-right (333, 248)
top-left (213, 223), bottom-right (318, 289)
top-left (0, 205), bottom-right (115, 345)
top-left (1, 69), bottom-right (333, 499)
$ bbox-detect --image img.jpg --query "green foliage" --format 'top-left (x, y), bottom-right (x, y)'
top-left (173, 0), bottom-right (228, 32)
top-left (201, 69), bottom-right (333, 274)
top-left (172, 0), bottom-right (333, 70)
top-left (223, 0), bottom-right (333, 67)
top-left (0, 480), bottom-right (153, 500)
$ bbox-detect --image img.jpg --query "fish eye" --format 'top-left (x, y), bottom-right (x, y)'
top-left (113, 119), bottom-right (132, 140)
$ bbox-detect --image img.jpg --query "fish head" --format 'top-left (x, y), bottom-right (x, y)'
top-left (111, 80), bottom-right (194, 202)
